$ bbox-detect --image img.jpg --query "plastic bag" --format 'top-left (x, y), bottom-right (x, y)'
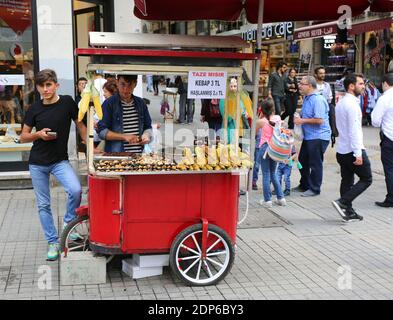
top-left (143, 144), bottom-right (152, 154)
top-left (148, 124), bottom-right (160, 153)
top-left (294, 124), bottom-right (303, 141)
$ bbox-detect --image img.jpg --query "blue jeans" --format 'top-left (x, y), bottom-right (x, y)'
top-left (179, 93), bottom-right (194, 123)
top-left (259, 143), bottom-right (284, 202)
top-left (277, 163), bottom-right (292, 191)
top-left (252, 147), bottom-right (261, 184)
top-left (147, 75), bottom-right (153, 92)
top-left (29, 160), bottom-right (82, 244)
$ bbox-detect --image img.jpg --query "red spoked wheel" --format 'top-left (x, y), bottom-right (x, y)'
top-left (169, 224), bottom-right (235, 286)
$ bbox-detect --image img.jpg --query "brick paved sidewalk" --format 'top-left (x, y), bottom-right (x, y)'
top-left (1, 156), bottom-right (393, 300)
top-left (1, 120), bottom-right (393, 300)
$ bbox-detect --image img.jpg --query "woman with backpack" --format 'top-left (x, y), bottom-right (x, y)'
top-left (256, 98), bottom-right (287, 208)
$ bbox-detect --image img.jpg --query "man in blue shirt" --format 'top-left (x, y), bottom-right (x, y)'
top-left (294, 76), bottom-right (332, 197)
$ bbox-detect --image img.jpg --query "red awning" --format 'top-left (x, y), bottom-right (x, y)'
top-left (349, 17), bottom-right (392, 35)
top-left (134, 0), bottom-right (376, 23)
top-left (371, 0), bottom-right (393, 12)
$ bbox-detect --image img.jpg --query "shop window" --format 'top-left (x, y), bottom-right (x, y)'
top-left (389, 24), bottom-right (393, 72)
top-left (0, 0), bottom-right (35, 171)
top-left (74, 0), bottom-right (114, 79)
top-left (196, 21), bottom-right (209, 36)
top-left (364, 30), bottom-right (387, 89)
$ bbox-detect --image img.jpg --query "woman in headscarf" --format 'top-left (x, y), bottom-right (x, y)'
top-left (219, 77), bottom-right (253, 152)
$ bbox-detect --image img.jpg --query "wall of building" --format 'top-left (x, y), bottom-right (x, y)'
top-left (36, 0), bottom-right (77, 159)
top-left (114, 0), bottom-right (143, 98)
top-left (115, 0), bottom-right (140, 33)
top-left (36, 0), bottom-right (74, 97)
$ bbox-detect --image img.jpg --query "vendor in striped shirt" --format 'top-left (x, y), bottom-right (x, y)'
top-left (97, 75), bottom-right (152, 154)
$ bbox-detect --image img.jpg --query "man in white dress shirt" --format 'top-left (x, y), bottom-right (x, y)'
top-left (332, 74), bottom-right (372, 222)
top-left (372, 72), bottom-right (393, 208)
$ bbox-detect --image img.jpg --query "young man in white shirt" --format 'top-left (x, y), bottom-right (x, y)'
top-left (372, 72), bottom-right (393, 208)
top-left (332, 74), bottom-right (372, 222)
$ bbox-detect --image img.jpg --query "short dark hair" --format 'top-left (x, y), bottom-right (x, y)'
top-left (117, 75), bottom-right (137, 83)
top-left (382, 72), bottom-right (393, 86)
top-left (314, 66), bottom-right (326, 74)
top-left (344, 73), bottom-right (364, 92)
top-left (77, 77), bottom-right (87, 85)
top-left (276, 61), bottom-right (287, 70)
top-left (35, 69), bottom-right (58, 85)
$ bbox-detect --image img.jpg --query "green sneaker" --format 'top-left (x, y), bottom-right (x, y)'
top-left (47, 243), bottom-right (60, 261)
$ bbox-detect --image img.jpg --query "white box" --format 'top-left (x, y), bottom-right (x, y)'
top-left (133, 254), bottom-right (169, 268)
top-left (122, 259), bottom-right (163, 279)
top-left (60, 252), bottom-right (106, 286)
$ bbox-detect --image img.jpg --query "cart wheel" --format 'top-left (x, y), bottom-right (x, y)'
top-left (60, 216), bottom-right (114, 263)
top-left (169, 224), bottom-right (235, 286)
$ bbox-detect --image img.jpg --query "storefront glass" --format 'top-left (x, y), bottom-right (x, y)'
top-left (364, 29), bottom-right (388, 88)
top-left (388, 23), bottom-right (393, 72)
top-left (0, 0), bottom-right (34, 171)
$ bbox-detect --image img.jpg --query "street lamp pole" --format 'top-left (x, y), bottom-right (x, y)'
top-left (248, 0), bottom-right (264, 192)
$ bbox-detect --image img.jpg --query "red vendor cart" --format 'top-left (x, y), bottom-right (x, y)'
top-left (61, 32), bottom-right (259, 286)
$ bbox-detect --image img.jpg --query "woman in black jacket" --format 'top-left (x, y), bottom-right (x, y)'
top-left (201, 99), bottom-right (223, 144)
top-left (281, 68), bottom-right (299, 129)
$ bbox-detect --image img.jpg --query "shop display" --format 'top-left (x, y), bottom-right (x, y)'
top-left (325, 42), bottom-right (355, 85)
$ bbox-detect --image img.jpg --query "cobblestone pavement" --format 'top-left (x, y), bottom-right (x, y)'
top-left (1, 139), bottom-right (393, 300)
top-left (1, 86), bottom-right (392, 300)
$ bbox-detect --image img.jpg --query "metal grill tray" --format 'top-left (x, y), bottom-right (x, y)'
top-left (92, 169), bottom-right (248, 177)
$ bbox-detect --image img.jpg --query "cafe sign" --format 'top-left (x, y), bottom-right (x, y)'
top-left (242, 22), bottom-right (294, 42)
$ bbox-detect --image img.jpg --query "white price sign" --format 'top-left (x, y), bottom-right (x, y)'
top-left (0, 74), bottom-right (25, 86)
top-left (188, 71), bottom-right (227, 99)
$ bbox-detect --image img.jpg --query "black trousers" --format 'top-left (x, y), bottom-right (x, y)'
top-left (381, 133), bottom-right (393, 204)
top-left (336, 150), bottom-right (372, 207)
top-left (153, 80), bottom-right (159, 94)
top-left (281, 94), bottom-right (298, 129)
